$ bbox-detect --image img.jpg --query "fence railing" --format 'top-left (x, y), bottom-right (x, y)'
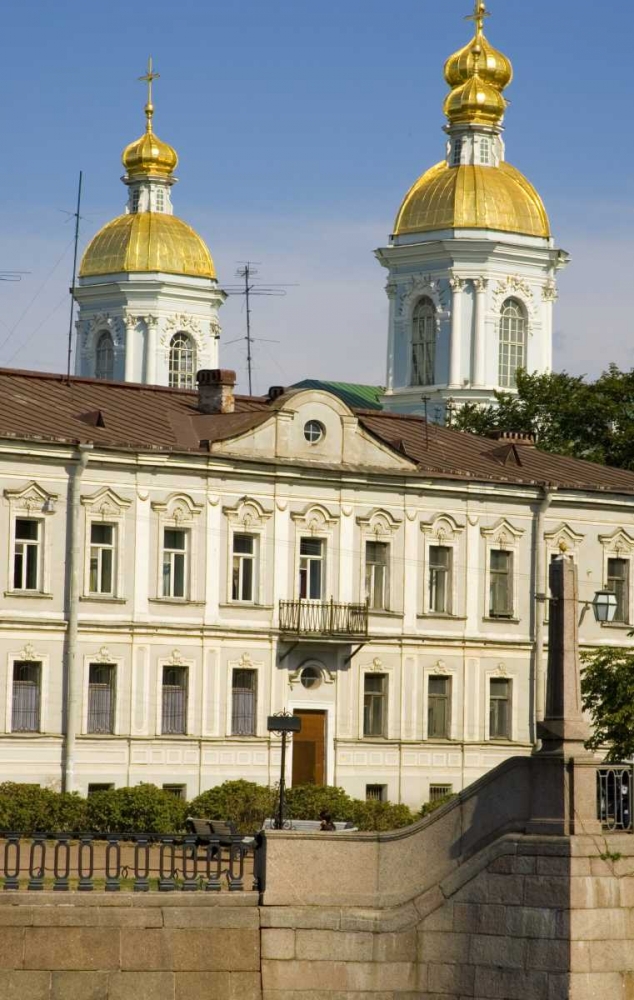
top-left (597, 766), bottom-right (633, 832)
top-left (279, 599), bottom-right (369, 637)
top-left (0, 832), bottom-right (263, 892)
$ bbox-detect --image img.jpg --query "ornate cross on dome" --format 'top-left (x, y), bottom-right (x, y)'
top-left (139, 56), bottom-right (160, 128)
top-left (465, 1), bottom-right (491, 35)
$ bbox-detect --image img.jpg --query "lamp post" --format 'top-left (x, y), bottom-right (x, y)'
top-left (267, 712), bottom-right (302, 830)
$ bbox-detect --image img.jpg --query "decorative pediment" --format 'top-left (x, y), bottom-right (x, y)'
top-left (291, 503), bottom-right (339, 533)
top-left (491, 275), bottom-right (536, 326)
top-left (81, 486), bottom-right (132, 518)
top-left (87, 313), bottom-right (123, 346)
top-left (223, 497), bottom-right (273, 530)
top-left (151, 493), bottom-right (204, 523)
top-left (93, 646), bottom-right (114, 664)
top-left (481, 518), bottom-right (525, 546)
top-left (161, 313), bottom-right (202, 347)
top-left (421, 512), bottom-right (465, 541)
top-left (598, 528), bottom-right (634, 555)
top-left (544, 522), bottom-right (585, 552)
top-left (4, 482), bottom-right (58, 514)
top-left (397, 274), bottom-right (449, 319)
top-left (16, 642), bottom-right (40, 662)
top-left (356, 508), bottom-right (402, 537)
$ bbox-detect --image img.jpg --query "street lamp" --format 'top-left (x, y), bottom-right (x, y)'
top-left (267, 712), bottom-right (302, 830)
top-left (591, 590), bottom-right (618, 624)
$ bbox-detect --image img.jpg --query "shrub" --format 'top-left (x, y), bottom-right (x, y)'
top-left (419, 793), bottom-right (457, 819)
top-left (0, 783), bottom-right (88, 835)
top-left (189, 780), bottom-right (276, 834)
top-left (284, 784), bottom-right (355, 822)
top-left (350, 799), bottom-right (416, 832)
top-left (84, 784), bottom-right (187, 834)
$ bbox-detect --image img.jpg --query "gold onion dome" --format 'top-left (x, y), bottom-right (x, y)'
top-left (443, 2), bottom-right (511, 128)
top-left (79, 213), bottom-right (216, 279)
top-left (122, 124), bottom-right (178, 179)
top-left (443, 71), bottom-right (507, 127)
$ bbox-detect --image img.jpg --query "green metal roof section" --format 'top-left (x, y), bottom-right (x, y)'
top-left (292, 379), bottom-right (384, 411)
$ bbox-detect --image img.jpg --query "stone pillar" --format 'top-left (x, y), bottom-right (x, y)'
top-left (385, 282), bottom-right (397, 392)
top-left (448, 276), bottom-right (464, 388)
top-left (124, 316), bottom-right (135, 382)
top-left (472, 277), bottom-right (488, 386)
top-left (146, 317), bottom-right (158, 385)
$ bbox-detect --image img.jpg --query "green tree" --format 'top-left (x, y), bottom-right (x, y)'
top-left (581, 646), bottom-right (634, 761)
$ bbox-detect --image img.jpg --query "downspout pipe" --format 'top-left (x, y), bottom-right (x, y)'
top-left (62, 443), bottom-right (93, 793)
top-left (534, 485), bottom-right (554, 739)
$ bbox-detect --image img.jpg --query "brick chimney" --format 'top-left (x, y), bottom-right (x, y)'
top-left (197, 369), bottom-right (236, 414)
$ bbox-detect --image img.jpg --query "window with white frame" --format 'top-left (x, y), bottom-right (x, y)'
top-left (131, 188), bottom-right (141, 212)
top-left (155, 187), bottom-right (165, 211)
top-left (169, 333), bottom-right (196, 389)
top-left (411, 297), bottom-right (436, 387)
top-left (13, 518), bottom-right (41, 591)
top-left (87, 664), bottom-right (116, 734)
top-left (607, 557), bottom-right (630, 623)
top-left (489, 678), bottom-right (512, 739)
top-left (231, 668), bottom-right (257, 736)
top-left (232, 534), bottom-right (257, 603)
top-left (365, 540), bottom-right (389, 610)
top-left (363, 673), bottom-right (387, 737)
top-left (162, 528), bottom-right (188, 598)
top-left (95, 331), bottom-right (114, 380)
top-left (12, 661), bottom-right (41, 732)
top-left (498, 298), bottom-right (526, 388)
top-left (452, 137), bottom-right (463, 166)
top-left (489, 549), bottom-right (514, 618)
top-left (89, 523), bottom-right (116, 595)
top-left (162, 666), bottom-right (188, 735)
top-left (479, 136), bottom-right (491, 165)
top-left (429, 545), bottom-right (452, 614)
top-left (428, 675), bottom-right (451, 739)
top-left (299, 537), bottom-right (325, 600)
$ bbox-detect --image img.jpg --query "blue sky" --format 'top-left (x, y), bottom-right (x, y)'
top-left (1, 0), bottom-right (632, 392)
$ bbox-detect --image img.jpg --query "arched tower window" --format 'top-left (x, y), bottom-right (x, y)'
top-left (169, 333), bottom-right (196, 389)
top-left (95, 332), bottom-right (114, 381)
top-left (498, 299), bottom-right (527, 388)
top-left (411, 297), bottom-right (437, 387)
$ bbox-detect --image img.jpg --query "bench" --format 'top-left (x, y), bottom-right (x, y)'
top-left (185, 817), bottom-right (255, 851)
top-left (262, 818), bottom-right (357, 832)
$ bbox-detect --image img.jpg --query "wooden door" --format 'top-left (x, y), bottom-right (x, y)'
top-left (292, 710), bottom-right (326, 786)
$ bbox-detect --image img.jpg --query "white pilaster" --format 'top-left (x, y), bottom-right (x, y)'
top-left (403, 512), bottom-right (418, 631)
top-left (338, 509), bottom-right (354, 603)
top-left (146, 320), bottom-right (158, 385)
top-left (473, 278), bottom-right (488, 387)
top-left (124, 318), bottom-right (135, 382)
top-left (449, 276), bottom-right (464, 388)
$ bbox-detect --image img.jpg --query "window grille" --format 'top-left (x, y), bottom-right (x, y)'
top-left (169, 333), bottom-right (196, 389)
top-left (163, 529), bottom-right (187, 598)
top-left (12, 661), bottom-right (41, 732)
top-left (428, 676), bottom-right (451, 739)
top-left (87, 664), bottom-right (116, 734)
top-left (231, 668), bottom-right (257, 736)
top-left (162, 667), bottom-right (188, 735)
top-left (232, 533), bottom-right (256, 602)
top-left (162, 784), bottom-right (186, 800)
top-left (498, 298), bottom-right (526, 388)
top-left (489, 678), bottom-right (511, 739)
top-left (95, 332), bottom-right (114, 380)
top-left (365, 541), bottom-right (389, 610)
top-left (429, 784), bottom-right (453, 803)
top-left (89, 523), bottom-right (115, 595)
top-left (411, 297), bottom-right (436, 387)
top-left (299, 537), bottom-right (324, 600)
top-left (607, 557), bottom-right (629, 623)
top-left (429, 545), bottom-right (452, 613)
top-left (489, 549), bottom-right (513, 618)
top-left (14, 518), bottom-right (40, 591)
top-left (366, 784), bottom-right (387, 802)
top-left (364, 674), bottom-right (387, 737)
top-left (88, 783), bottom-right (114, 795)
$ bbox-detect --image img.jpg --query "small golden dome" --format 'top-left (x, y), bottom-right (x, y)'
top-left (122, 128), bottom-right (178, 179)
top-left (444, 34), bottom-right (512, 91)
top-left (443, 3), bottom-right (512, 129)
top-left (394, 161), bottom-right (550, 239)
top-left (79, 213), bottom-right (216, 279)
top-left (443, 71), bottom-right (508, 127)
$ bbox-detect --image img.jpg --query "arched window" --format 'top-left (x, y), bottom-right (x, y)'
top-left (95, 332), bottom-right (114, 381)
top-left (411, 297), bottom-right (437, 387)
top-left (169, 333), bottom-right (196, 389)
top-left (498, 298), bottom-right (527, 388)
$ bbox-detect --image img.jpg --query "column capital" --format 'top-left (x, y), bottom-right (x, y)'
top-left (449, 275), bottom-right (465, 293)
top-left (473, 277), bottom-right (489, 293)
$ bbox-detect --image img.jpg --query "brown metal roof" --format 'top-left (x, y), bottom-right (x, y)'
top-left (1, 369), bottom-right (634, 495)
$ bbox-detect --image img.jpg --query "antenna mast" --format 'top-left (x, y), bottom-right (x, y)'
top-left (224, 262), bottom-right (293, 395)
top-left (66, 171), bottom-right (83, 382)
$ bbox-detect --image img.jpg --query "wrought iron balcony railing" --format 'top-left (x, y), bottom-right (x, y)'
top-left (279, 599), bottom-right (369, 638)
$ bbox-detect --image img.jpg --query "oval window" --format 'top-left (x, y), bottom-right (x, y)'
top-left (304, 420), bottom-right (325, 445)
top-left (300, 666), bottom-right (322, 690)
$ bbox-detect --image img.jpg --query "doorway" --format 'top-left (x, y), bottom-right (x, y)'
top-left (292, 710), bottom-right (326, 786)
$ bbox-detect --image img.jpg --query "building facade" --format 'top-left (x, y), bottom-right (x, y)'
top-left (1, 369), bottom-right (633, 807)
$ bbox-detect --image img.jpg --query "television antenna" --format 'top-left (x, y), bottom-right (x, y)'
top-left (65, 171), bottom-right (83, 381)
top-left (223, 262), bottom-right (294, 395)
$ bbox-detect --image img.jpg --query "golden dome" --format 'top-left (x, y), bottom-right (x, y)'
top-left (79, 213), bottom-right (216, 279)
top-left (443, 72), bottom-right (507, 127)
top-left (443, 2), bottom-right (511, 129)
top-left (444, 34), bottom-right (512, 91)
top-left (122, 128), bottom-right (178, 179)
top-left (394, 161), bottom-right (550, 239)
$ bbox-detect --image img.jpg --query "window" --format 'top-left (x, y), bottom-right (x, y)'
top-left (155, 188), bottom-right (165, 211)
top-left (169, 333), bottom-right (196, 389)
top-left (12, 662), bottom-right (41, 732)
top-left (366, 784), bottom-right (387, 802)
top-left (232, 533), bottom-right (256, 602)
top-left (131, 189), bottom-right (141, 212)
top-left (429, 545), bottom-right (452, 614)
top-left (13, 518), bottom-right (41, 591)
top-left (607, 557), bottom-right (629, 623)
top-left (88, 783), bottom-right (114, 795)
top-left (489, 678), bottom-right (511, 739)
top-left (95, 332), bottom-right (114, 381)
top-left (452, 137), bottom-right (463, 166)
top-left (411, 297), bottom-right (436, 387)
top-left (87, 664), bottom-right (116, 734)
top-left (300, 665), bottom-right (322, 689)
top-left (365, 541), bottom-right (389, 610)
top-left (163, 784), bottom-right (186, 800)
top-left (498, 298), bottom-right (526, 389)
top-left (89, 523), bottom-right (115, 595)
top-left (489, 549), bottom-right (513, 618)
top-left (304, 420), bottom-right (325, 444)
top-left (231, 668), bottom-right (257, 736)
top-left (363, 674), bottom-right (387, 737)
top-left (428, 676), bottom-right (451, 739)
top-left (162, 528), bottom-right (187, 598)
top-left (429, 784), bottom-right (453, 803)
top-left (299, 537), bottom-right (324, 600)
top-left (479, 136), bottom-right (491, 165)
top-left (162, 667), bottom-right (188, 735)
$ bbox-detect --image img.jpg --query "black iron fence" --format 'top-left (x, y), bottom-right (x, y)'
top-left (279, 599), bottom-right (369, 637)
top-left (0, 832), bottom-right (263, 892)
top-left (597, 766), bottom-right (633, 832)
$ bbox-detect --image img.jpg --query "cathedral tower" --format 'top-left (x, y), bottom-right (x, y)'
top-left (75, 60), bottom-right (225, 387)
top-left (376, 3), bottom-right (569, 417)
